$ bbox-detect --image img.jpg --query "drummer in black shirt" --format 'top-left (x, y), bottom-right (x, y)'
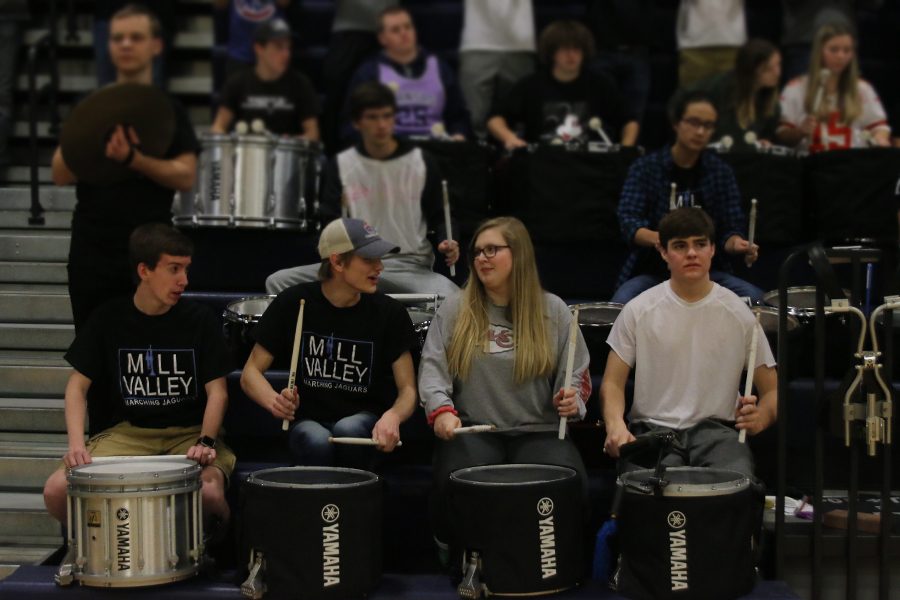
top-left (211, 18), bottom-right (320, 139)
top-left (50, 4), bottom-right (200, 435)
top-left (487, 19), bottom-right (638, 149)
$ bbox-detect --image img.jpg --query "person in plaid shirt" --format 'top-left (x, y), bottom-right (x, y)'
top-left (612, 90), bottom-right (763, 304)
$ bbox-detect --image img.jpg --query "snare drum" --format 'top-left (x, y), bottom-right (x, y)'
top-left (570, 302), bottom-right (622, 375)
top-left (223, 295), bottom-right (275, 365)
top-left (57, 458), bottom-right (203, 588)
top-left (272, 138), bottom-right (318, 229)
top-left (449, 464), bottom-right (583, 596)
top-left (617, 467), bottom-right (762, 600)
top-left (174, 133), bottom-right (236, 227)
top-left (239, 467), bottom-right (382, 600)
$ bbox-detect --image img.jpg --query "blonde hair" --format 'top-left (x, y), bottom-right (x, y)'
top-left (446, 217), bottom-right (555, 384)
top-left (804, 22), bottom-right (861, 124)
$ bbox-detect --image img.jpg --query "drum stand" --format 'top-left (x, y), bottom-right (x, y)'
top-left (241, 550), bottom-right (267, 599)
top-left (774, 245), bottom-right (895, 600)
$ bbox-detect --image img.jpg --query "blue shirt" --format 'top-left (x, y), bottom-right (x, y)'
top-left (617, 146), bottom-right (746, 286)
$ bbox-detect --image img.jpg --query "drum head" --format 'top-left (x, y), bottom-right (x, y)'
top-left (752, 306), bottom-right (799, 332)
top-left (620, 467), bottom-right (749, 497)
top-left (224, 295), bottom-right (275, 324)
top-left (247, 466), bottom-right (379, 489)
top-left (571, 302), bottom-right (623, 326)
top-left (763, 286), bottom-right (848, 317)
top-left (450, 463), bottom-right (576, 486)
top-left (68, 458), bottom-right (200, 486)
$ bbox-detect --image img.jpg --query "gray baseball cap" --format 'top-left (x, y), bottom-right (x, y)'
top-left (254, 18), bottom-right (292, 44)
top-left (318, 218), bottom-right (400, 259)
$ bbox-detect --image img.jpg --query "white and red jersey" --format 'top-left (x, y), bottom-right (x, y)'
top-left (779, 76), bottom-right (890, 153)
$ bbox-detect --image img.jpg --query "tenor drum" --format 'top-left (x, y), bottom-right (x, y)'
top-left (449, 464), bottom-right (583, 596)
top-left (223, 295), bottom-right (274, 365)
top-left (570, 302), bottom-right (622, 375)
top-left (58, 458), bottom-right (203, 588)
top-left (272, 138), bottom-right (318, 229)
top-left (617, 467), bottom-right (762, 600)
top-left (239, 467), bottom-right (382, 600)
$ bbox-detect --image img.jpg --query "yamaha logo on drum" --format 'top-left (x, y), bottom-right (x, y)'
top-left (536, 497), bottom-right (557, 579)
top-left (116, 506), bottom-right (132, 572)
top-left (667, 511), bottom-right (688, 591)
top-left (321, 504), bottom-right (341, 588)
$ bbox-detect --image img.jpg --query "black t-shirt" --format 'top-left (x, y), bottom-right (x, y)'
top-left (220, 68), bottom-right (320, 136)
top-left (671, 162), bottom-right (702, 208)
top-left (492, 70), bottom-right (631, 144)
top-left (71, 94), bottom-right (200, 258)
top-left (65, 297), bottom-right (232, 429)
top-left (252, 282), bottom-right (418, 422)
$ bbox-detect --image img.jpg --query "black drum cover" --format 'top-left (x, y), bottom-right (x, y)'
top-left (239, 467), bottom-right (382, 600)
top-left (617, 468), bottom-right (763, 600)
top-left (449, 464), bottom-right (584, 595)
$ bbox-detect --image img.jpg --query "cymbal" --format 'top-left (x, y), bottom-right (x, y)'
top-left (60, 83), bottom-right (176, 185)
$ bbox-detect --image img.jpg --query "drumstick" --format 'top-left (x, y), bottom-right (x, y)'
top-left (669, 182), bottom-right (677, 211)
top-left (442, 179), bottom-right (456, 277)
top-left (738, 312), bottom-right (761, 444)
top-left (328, 437), bottom-right (403, 447)
top-left (746, 198), bottom-right (757, 268)
top-left (813, 68), bottom-right (830, 146)
top-left (558, 308), bottom-right (580, 440)
top-left (453, 425), bottom-right (496, 434)
top-left (283, 299), bottom-right (305, 431)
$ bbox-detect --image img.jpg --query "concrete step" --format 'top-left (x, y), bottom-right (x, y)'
top-left (0, 284), bottom-right (68, 294)
top-left (0, 292), bottom-right (72, 323)
top-left (0, 398), bottom-right (66, 432)
top-left (25, 22), bottom-right (214, 49)
top-left (0, 187), bottom-right (75, 211)
top-left (0, 352), bottom-right (70, 398)
top-left (0, 210), bottom-right (72, 230)
top-left (0, 231), bottom-right (70, 262)
top-left (0, 167), bottom-right (52, 185)
top-left (0, 261), bottom-right (67, 284)
top-left (0, 456), bottom-right (60, 491)
top-left (0, 492), bottom-right (61, 545)
top-left (0, 544), bottom-right (58, 569)
top-left (18, 73), bottom-right (213, 96)
top-left (0, 323), bottom-right (74, 351)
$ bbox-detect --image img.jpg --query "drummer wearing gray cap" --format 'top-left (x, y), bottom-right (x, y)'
top-left (242, 218), bottom-right (419, 468)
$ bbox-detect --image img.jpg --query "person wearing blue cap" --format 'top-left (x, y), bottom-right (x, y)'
top-left (241, 218), bottom-right (419, 468)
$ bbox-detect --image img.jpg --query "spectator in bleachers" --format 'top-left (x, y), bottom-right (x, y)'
top-left (341, 6), bottom-right (470, 144)
top-left (587, 0), bottom-right (653, 127)
top-left (458, 0), bottom-right (536, 136)
top-left (213, 0), bottom-right (289, 80)
top-left (42, 224), bottom-right (234, 533)
top-left (94, 1), bottom-right (174, 88)
top-left (778, 21), bottom-right (890, 152)
top-left (211, 18), bottom-right (319, 139)
top-left (267, 82), bottom-right (459, 297)
top-left (684, 38), bottom-right (783, 149)
top-left (0, 0), bottom-right (27, 166)
top-left (612, 91), bottom-right (763, 304)
top-left (487, 20), bottom-right (638, 149)
top-left (780, 0), bottom-right (883, 81)
top-left (676, 0), bottom-right (746, 88)
top-left (242, 218), bottom-right (418, 469)
top-left (419, 216), bottom-right (590, 558)
top-left (321, 0), bottom-right (399, 153)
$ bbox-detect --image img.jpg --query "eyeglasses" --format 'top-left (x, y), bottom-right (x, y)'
top-left (472, 244), bottom-right (510, 258)
top-left (681, 117), bottom-right (717, 132)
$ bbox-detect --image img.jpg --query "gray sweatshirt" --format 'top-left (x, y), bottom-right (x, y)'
top-left (419, 291), bottom-right (590, 432)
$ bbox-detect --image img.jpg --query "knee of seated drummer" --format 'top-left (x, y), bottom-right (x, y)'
top-left (332, 412), bottom-right (378, 438)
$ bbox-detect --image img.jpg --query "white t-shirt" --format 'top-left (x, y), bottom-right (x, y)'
top-left (779, 76), bottom-right (891, 152)
top-left (460, 0), bottom-right (536, 52)
top-left (676, 0), bottom-right (746, 50)
top-left (606, 281), bottom-right (775, 430)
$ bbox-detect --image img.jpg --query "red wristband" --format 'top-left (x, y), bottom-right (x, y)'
top-left (427, 405), bottom-right (458, 426)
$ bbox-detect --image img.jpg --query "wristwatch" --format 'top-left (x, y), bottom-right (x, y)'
top-left (197, 435), bottom-right (217, 449)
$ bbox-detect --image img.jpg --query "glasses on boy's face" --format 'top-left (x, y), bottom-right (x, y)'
top-left (681, 117), bottom-right (717, 133)
top-left (472, 244), bottom-right (510, 259)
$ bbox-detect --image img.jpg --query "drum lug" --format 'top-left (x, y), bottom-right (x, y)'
top-left (457, 550), bottom-right (485, 599)
top-left (241, 550), bottom-right (267, 599)
top-left (55, 545), bottom-right (78, 586)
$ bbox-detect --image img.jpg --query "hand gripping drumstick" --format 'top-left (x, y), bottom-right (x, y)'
top-left (558, 308), bottom-right (580, 440)
top-left (442, 180), bottom-right (456, 277)
top-left (283, 299), bottom-right (305, 431)
top-left (746, 198), bottom-right (757, 267)
top-left (328, 437), bottom-right (403, 447)
top-left (738, 312), bottom-right (761, 444)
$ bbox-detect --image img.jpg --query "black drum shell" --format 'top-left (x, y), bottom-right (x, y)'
top-left (238, 467), bottom-right (382, 600)
top-left (449, 464), bottom-right (583, 595)
top-left (617, 468), bottom-right (763, 600)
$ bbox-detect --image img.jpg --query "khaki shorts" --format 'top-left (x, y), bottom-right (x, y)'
top-left (59, 422), bottom-right (237, 484)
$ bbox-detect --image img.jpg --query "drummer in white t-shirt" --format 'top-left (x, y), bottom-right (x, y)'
top-left (600, 207), bottom-right (777, 477)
